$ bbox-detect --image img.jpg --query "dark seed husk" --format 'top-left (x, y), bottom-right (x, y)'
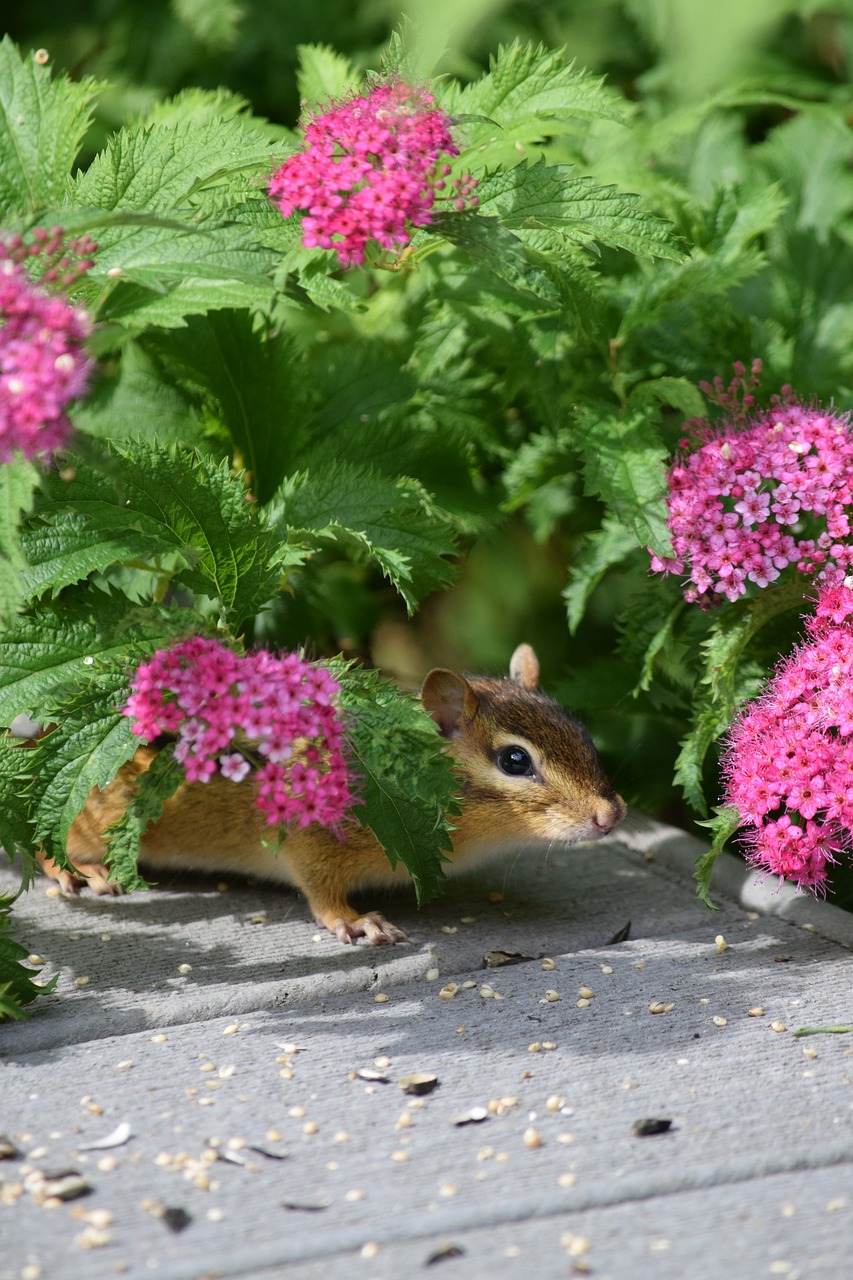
top-left (607, 921), bottom-right (632, 945)
top-left (281, 1198), bottom-right (331, 1212)
top-left (483, 950), bottom-right (531, 968)
top-left (162, 1207), bottom-right (193, 1233)
top-left (632, 1117), bottom-right (673, 1137)
top-left (426, 1243), bottom-right (466, 1265)
top-left (0, 1135), bottom-right (20, 1160)
top-left (399, 1073), bottom-right (439, 1096)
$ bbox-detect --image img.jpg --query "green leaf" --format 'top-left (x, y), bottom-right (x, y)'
top-left (0, 733), bottom-right (38, 860)
top-left (694, 806), bottom-right (742, 909)
top-left (564, 518), bottom-right (641, 634)
top-left (0, 894), bottom-right (56, 1021)
top-left (475, 160), bottom-right (681, 261)
top-left (28, 443), bottom-right (284, 628)
top-left (295, 44), bottom-right (360, 109)
top-left (272, 463), bottom-right (458, 613)
top-left (333, 664), bottom-right (459, 905)
top-left (0, 37), bottom-right (102, 217)
top-left (142, 312), bottom-right (310, 502)
top-left (0, 454), bottom-right (38, 625)
top-left (575, 409), bottom-right (672, 556)
top-left (27, 671), bottom-right (140, 850)
top-left (440, 41), bottom-right (624, 172)
top-left (0, 597), bottom-right (196, 727)
top-left (101, 749), bottom-right (185, 891)
top-left (429, 212), bottom-right (562, 310)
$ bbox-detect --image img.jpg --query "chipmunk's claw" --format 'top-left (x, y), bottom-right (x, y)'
top-left (329, 912), bottom-right (409, 946)
top-left (38, 852), bottom-right (124, 897)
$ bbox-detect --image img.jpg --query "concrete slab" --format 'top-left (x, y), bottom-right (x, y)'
top-left (1, 814), bottom-right (852, 1280)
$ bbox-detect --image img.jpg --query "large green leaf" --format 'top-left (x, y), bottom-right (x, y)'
top-left (0, 455), bottom-right (38, 625)
top-left (27, 443), bottom-right (284, 627)
top-left (575, 410), bottom-right (672, 556)
top-left (475, 160), bottom-right (681, 261)
top-left (0, 37), bottom-right (102, 217)
top-left (272, 463), bottom-right (458, 613)
top-left (333, 664), bottom-right (459, 905)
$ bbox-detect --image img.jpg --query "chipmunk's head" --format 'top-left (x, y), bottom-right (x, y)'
top-left (422, 643), bottom-right (625, 857)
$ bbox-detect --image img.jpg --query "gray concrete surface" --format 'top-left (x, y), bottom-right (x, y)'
top-left (1, 811), bottom-right (853, 1279)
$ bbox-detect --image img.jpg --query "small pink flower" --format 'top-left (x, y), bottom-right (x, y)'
top-left (0, 228), bottom-right (95, 460)
top-left (124, 638), bottom-right (355, 829)
top-left (268, 77), bottom-right (474, 267)
top-left (722, 583), bottom-right (853, 893)
top-left (650, 364), bottom-right (853, 606)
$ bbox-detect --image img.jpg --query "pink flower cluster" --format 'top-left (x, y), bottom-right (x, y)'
top-left (268, 77), bottom-right (475, 267)
top-left (0, 227), bottom-right (95, 461)
top-left (124, 637), bottom-right (355, 829)
top-left (650, 369), bottom-right (853, 605)
top-left (722, 583), bottom-right (853, 892)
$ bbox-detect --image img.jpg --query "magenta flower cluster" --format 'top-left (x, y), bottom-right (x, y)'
top-left (722, 583), bottom-right (853, 892)
top-left (268, 77), bottom-right (474, 267)
top-left (124, 637), bottom-right (355, 829)
top-left (0, 228), bottom-right (95, 462)
top-left (650, 382), bottom-right (853, 605)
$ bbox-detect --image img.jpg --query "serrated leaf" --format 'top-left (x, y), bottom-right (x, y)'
top-left (475, 161), bottom-right (681, 261)
top-left (27, 671), bottom-right (140, 849)
top-left (0, 894), bottom-right (56, 1021)
top-left (564, 519), bottom-right (641, 634)
top-left (295, 44), bottom-right (360, 109)
top-left (576, 409), bottom-right (672, 555)
top-left (439, 42), bottom-right (623, 172)
top-left (0, 598), bottom-right (196, 726)
top-left (0, 455), bottom-right (38, 624)
top-left (693, 806), bottom-right (742, 909)
top-left (142, 312), bottom-right (310, 502)
top-left (0, 37), bottom-right (102, 217)
top-left (428, 212), bottom-right (562, 310)
top-left (333, 664), bottom-right (458, 905)
top-left (29, 443), bottom-right (283, 627)
top-left (102, 749), bottom-right (185, 890)
top-left (272, 463), bottom-right (458, 613)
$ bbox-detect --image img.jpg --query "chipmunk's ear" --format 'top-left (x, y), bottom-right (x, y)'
top-left (421, 669), bottom-right (480, 740)
top-left (509, 643), bottom-right (539, 691)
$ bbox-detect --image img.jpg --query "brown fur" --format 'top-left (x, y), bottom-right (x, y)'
top-left (38, 645), bottom-right (626, 944)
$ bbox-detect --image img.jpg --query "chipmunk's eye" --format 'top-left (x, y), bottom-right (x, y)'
top-left (497, 745), bottom-right (534, 777)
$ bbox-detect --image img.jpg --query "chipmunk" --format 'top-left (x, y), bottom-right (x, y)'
top-left (37, 644), bottom-right (626, 944)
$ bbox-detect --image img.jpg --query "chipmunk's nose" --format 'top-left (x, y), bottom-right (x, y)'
top-left (592, 795), bottom-right (626, 835)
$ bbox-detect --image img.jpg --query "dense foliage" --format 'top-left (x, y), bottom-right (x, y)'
top-left (2, 0), bottom-right (853, 1016)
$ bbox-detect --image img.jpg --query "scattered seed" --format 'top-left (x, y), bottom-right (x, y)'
top-left (542, 990), bottom-right (560, 1003)
top-left (648, 1001), bottom-right (675, 1014)
top-left (600, 964), bottom-right (613, 975)
top-left (96, 1155), bottom-right (117, 1173)
top-left (771, 1021), bottom-right (787, 1033)
top-left (78, 1122), bottom-right (132, 1152)
top-left (557, 1172), bottom-right (577, 1188)
top-left (561, 1233), bottom-right (590, 1257)
top-left (484, 951), bottom-right (530, 967)
top-left (302, 1122), bottom-right (318, 1136)
top-left (438, 984), bottom-right (458, 1000)
top-left (523, 1127), bottom-right (542, 1149)
top-left (528, 1042), bottom-right (541, 1053)
top-left (356, 1068), bottom-right (390, 1083)
top-left (802, 1046), bottom-right (818, 1059)
top-left (425, 968), bottom-right (440, 981)
top-left (206, 1208), bottom-right (224, 1222)
top-left (827, 1197), bottom-right (848, 1211)
top-left (576, 997), bottom-right (590, 1009)
top-left (288, 1107), bottom-right (306, 1118)
top-left (178, 964), bottom-right (192, 975)
top-left (361, 1242), bottom-right (380, 1258)
top-left (28, 1171), bottom-right (91, 1203)
top-left (540, 957), bottom-right (556, 971)
top-left (440, 926), bottom-right (458, 935)
top-left (399, 1074), bottom-right (439, 1096)
top-left (748, 1007), bottom-right (765, 1017)
top-left (333, 1132), bottom-right (350, 1144)
top-left (426, 1243), bottom-right (465, 1265)
top-left (74, 977), bottom-right (90, 987)
top-left (578, 986), bottom-right (595, 999)
top-left (715, 935), bottom-right (728, 952)
top-left (395, 1113), bottom-right (412, 1130)
top-left (542, 1041), bottom-right (557, 1051)
top-left (74, 1226), bottom-right (110, 1249)
top-left (344, 1188), bottom-right (364, 1202)
top-left (390, 1149), bottom-right (409, 1163)
top-left (374, 993), bottom-right (389, 1003)
top-left (223, 1025), bottom-right (239, 1036)
top-left (451, 1108), bottom-right (489, 1126)
top-left (545, 1096), bottom-right (565, 1112)
top-left (712, 1016), bottom-right (728, 1027)
top-left (632, 1118), bottom-right (673, 1137)
top-left (439, 1183), bottom-right (458, 1197)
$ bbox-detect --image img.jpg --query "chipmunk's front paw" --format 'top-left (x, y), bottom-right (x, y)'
top-left (38, 852), bottom-right (124, 898)
top-left (324, 911), bottom-right (409, 946)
